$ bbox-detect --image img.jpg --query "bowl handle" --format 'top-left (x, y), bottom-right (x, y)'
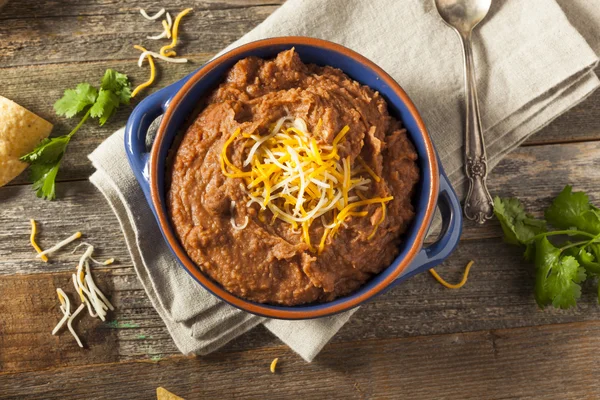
top-left (395, 171), bottom-right (463, 283)
top-left (124, 77), bottom-right (191, 200)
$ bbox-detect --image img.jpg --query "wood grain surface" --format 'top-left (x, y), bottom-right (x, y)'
top-left (1, 1), bottom-right (600, 399)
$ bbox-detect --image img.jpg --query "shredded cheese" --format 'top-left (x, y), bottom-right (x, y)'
top-left (429, 260), bottom-right (475, 289)
top-left (159, 8), bottom-right (193, 57)
top-left (30, 219), bottom-right (48, 262)
top-left (161, 20), bottom-right (172, 39)
top-left (67, 303), bottom-right (86, 348)
top-left (270, 357), bottom-right (279, 373)
top-left (230, 201), bottom-right (249, 230)
top-left (36, 231), bottom-right (82, 259)
top-left (52, 288), bottom-right (71, 335)
top-left (219, 117), bottom-right (393, 253)
top-left (166, 12), bottom-right (172, 29)
top-left (132, 45), bottom-right (157, 98)
top-left (140, 8), bottom-right (165, 20)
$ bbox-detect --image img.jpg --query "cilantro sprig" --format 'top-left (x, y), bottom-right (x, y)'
top-left (494, 186), bottom-right (600, 309)
top-left (20, 70), bottom-right (131, 200)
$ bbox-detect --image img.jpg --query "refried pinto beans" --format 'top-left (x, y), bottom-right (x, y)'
top-left (168, 49), bottom-right (419, 306)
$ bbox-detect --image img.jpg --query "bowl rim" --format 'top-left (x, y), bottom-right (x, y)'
top-left (150, 36), bottom-right (439, 319)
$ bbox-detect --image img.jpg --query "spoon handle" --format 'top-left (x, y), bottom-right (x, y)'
top-left (460, 33), bottom-right (493, 224)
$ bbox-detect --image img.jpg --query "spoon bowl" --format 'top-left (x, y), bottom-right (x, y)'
top-left (435, 0), bottom-right (492, 36)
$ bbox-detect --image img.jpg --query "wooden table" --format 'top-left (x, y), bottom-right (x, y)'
top-left (2, 1), bottom-right (600, 398)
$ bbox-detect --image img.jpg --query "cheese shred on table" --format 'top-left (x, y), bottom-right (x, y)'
top-left (220, 117), bottom-right (394, 253)
top-left (133, 8), bottom-right (192, 97)
top-left (29, 219), bottom-right (48, 262)
top-left (270, 357), bottom-right (279, 373)
top-left (429, 260), bottom-right (475, 289)
top-left (159, 8), bottom-right (193, 57)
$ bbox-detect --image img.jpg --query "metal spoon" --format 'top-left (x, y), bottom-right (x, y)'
top-left (434, 0), bottom-right (494, 224)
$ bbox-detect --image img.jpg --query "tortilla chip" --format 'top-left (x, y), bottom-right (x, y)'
top-left (0, 96), bottom-right (53, 187)
top-left (156, 387), bottom-right (185, 400)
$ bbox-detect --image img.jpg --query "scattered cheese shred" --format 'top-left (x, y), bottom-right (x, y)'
top-left (132, 45), bottom-right (157, 98)
top-left (270, 357), bottom-right (279, 373)
top-left (41, 234), bottom-right (116, 348)
top-left (30, 219), bottom-right (48, 262)
top-left (52, 288), bottom-right (71, 335)
top-left (219, 117), bottom-right (393, 253)
top-left (135, 8), bottom-right (190, 96)
top-left (140, 8), bottom-right (165, 20)
top-left (36, 231), bottom-right (82, 259)
top-left (137, 49), bottom-right (188, 66)
top-left (159, 8), bottom-right (193, 57)
top-left (429, 260), bottom-right (475, 289)
top-left (67, 303), bottom-right (86, 348)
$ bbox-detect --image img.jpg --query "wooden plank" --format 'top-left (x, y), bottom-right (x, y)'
top-left (5, 234), bottom-right (600, 372)
top-left (0, 4), bottom-right (278, 67)
top-left (0, 272), bottom-right (119, 372)
top-left (0, 0), bottom-right (285, 19)
top-left (1, 321), bottom-right (600, 399)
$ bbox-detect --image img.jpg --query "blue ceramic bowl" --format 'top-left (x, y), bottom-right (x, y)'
top-left (125, 37), bottom-right (462, 319)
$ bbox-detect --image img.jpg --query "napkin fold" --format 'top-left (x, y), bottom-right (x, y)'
top-left (90, 0), bottom-right (600, 361)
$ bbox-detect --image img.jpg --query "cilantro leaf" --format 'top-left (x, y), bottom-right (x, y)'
top-left (90, 89), bottom-right (120, 126)
top-left (534, 237), bottom-right (561, 307)
top-left (19, 135), bottom-right (70, 164)
top-left (30, 162), bottom-right (61, 200)
top-left (100, 69), bottom-right (132, 105)
top-left (19, 135), bottom-right (70, 200)
top-left (493, 196), bottom-right (546, 246)
top-left (546, 256), bottom-right (585, 309)
top-left (545, 186), bottom-right (600, 234)
top-left (564, 245), bottom-right (600, 275)
top-left (534, 237), bottom-right (585, 309)
top-left (89, 70), bottom-right (132, 125)
top-left (53, 83), bottom-right (98, 118)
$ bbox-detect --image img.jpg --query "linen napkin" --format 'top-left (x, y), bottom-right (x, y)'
top-left (90, 0), bottom-right (600, 362)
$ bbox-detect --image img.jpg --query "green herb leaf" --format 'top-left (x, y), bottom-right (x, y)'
top-left (534, 237), bottom-right (585, 309)
top-left (53, 83), bottom-right (98, 118)
top-left (564, 245), bottom-right (600, 275)
top-left (30, 162), bottom-right (61, 200)
top-left (493, 196), bottom-right (547, 246)
top-left (546, 255), bottom-right (585, 309)
top-left (19, 135), bottom-right (70, 164)
top-left (100, 69), bottom-right (132, 105)
top-left (90, 89), bottom-right (120, 126)
top-left (545, 186), bottom-right (600, 234)
top-left (534, 236), bottom-right (561, 307)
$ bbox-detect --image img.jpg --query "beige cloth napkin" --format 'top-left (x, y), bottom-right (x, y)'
top-left (90, 0), bottom-right (600, 362)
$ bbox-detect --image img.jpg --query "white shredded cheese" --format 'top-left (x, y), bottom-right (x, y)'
top-left (52, 288), bottom-right (71, 335)
top-left (37, 231), bottom-right (82, 259)
top-left (140, 8), bottom-right (165, 20)
top-left (147, 30), bottom-right (169, 40)
top-left (230, 201), bottom-right (249, 230)
top-left (67, 303), bottom-right (86, 348)
top-left (137, 50), bottom-right (187, 67)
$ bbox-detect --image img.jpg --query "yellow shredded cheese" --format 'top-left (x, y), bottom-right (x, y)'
top-left (430, 260), bottom-right (474, 289)
top-left (30, 219), bottom-right (48, 262)
top-left (159, 8), bottom-right (193, 57)
top-left (132, 45), bottom-right (156, 98)
top-left (270, 357), bottom-right (279, 373)
top-left (220, 117), bottom-right (393, 253)
top-left (161, 19), bottom-right (172, 39)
